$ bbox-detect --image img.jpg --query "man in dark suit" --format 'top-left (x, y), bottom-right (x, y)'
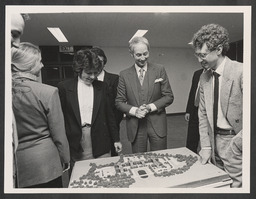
top-left (58, 49), bottom-right (122, 171)
top-left (116, 36), bottom-right (174, 153)
top-left (185, 68), bottom-right (204, 153)
top-left (91, 47), bottom-right (123, 156)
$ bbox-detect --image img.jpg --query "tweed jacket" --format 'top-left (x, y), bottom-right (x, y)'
top-left (198, 57), bottom-right (243, 163)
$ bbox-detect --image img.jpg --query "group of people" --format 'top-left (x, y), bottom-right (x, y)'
top-left (10, 13), bottom-right (242, 189)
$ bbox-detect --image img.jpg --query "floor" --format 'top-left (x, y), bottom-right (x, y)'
top-left (62, 114), bottom-right (188, 187)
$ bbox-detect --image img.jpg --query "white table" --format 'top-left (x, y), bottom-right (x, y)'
top-left (69, 147), bottom-right (232, 188)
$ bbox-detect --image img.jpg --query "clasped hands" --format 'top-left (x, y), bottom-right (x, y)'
top-left (135, 104), bottom-right (151, 119)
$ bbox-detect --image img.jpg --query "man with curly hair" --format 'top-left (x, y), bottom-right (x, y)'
top-left (191, 24), bottom-right (243, 188)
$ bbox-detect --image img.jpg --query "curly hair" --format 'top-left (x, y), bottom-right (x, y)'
top-left (73, 49), bottom-right (103, 76)
top-left (192, 24), bottom-right (230, 55)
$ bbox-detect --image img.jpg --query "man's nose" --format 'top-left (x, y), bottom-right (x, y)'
top-left (11, 39), bottom-right (20, 48)
top-left (140, 56), bottom-right (146, 60)
top-left (197, 57), bottom-right (203, 62)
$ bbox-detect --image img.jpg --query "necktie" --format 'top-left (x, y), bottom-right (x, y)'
top-left (139, 68), bottom-right (144, 85)
top-left (213, 71), bottom-right (220, 131)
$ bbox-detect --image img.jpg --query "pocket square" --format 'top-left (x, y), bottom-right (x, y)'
top-left (154, 78), bottom-right (163, 83)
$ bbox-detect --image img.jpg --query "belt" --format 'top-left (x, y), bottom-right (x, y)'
top-left (81, 123), bottom-right (91, 128)
top-left (215, 128), bottom-right (236, 135)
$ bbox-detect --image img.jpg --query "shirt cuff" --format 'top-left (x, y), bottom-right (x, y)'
top-left (129, 107), bottom-right (138, 116)
top-left (202, 147), bottom-right (212, 150)
top-left (149, 103), bottom-right (157, 112)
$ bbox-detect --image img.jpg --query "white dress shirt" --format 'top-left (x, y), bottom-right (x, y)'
top-left (77, 76), bottom-right (94, 125)
top-left (97, 70), bottom-right (105, 82)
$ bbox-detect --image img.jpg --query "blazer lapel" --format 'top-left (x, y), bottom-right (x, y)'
top-left (203, 73), bottom-right (214, 131)
top-left (220, 58), bottom-right (233, 116)
top-left (103, 70), bottom-right (110, 84)
top-left (128, 65), bottom-right (140, 105)
top-left (67, 79), bottom-right (81, 125)
top-left (147, 63), bottom-right (156, 102)
top-left (91, 82), bottom-right (102, 126)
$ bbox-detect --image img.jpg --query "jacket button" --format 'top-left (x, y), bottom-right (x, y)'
top-left (235, 119), bottom-right (239, 123)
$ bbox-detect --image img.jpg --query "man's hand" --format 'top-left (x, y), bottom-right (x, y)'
top-left (135, 108), bottom-right (148, 118)
top-left (62, 162), bottom-right (70, 173)
top-left (114, 142), bottom-right (122, 153)
top-left (139, 104), bottom-right (151, 114)
top-left (185, 113), bottom-right (190, 121)
top-left (199, 148), bottom-right (212, 164)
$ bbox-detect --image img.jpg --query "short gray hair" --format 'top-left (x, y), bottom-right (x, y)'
top-left (129, 36), bottom-right (150, 54)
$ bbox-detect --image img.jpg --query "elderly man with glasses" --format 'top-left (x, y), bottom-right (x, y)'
top-left (191, 24), bottom-right (243, 188)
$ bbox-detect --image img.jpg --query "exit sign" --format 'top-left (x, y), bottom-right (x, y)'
top-left (59, 46), bottom-right (74, 53)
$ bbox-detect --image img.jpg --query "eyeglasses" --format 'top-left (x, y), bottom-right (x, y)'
top-left (194, 51), bottom-right (212, 59)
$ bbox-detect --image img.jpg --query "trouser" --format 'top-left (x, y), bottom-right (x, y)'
top-left (186, 120), bottom-right (200, 153)
top-left (132, 118), bottom-right (167, 153)
top-left (215, 133), bottom-right (242, 188)
top-left (70, 127), bottom-right (111, 172)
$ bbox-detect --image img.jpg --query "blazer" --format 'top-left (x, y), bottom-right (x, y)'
top-left (198, 57), bottom-right (243, 164)
top-left (115, 63), bottom-right (174, 142)
top-left (104, 71), bottom-right (123, 126)
top-left (58, 78), bottom-right (120, 158)
top-left (186, 69), bottom-right (204, 114)
top-left (12, 80), bottom-right (70, 187)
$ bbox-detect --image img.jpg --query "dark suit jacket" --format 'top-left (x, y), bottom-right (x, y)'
top-left (58, 78), bottom-right (120, 158)
top-left (104, 71), bottom-right (123, 126)
top-left (186, 69), bottom-right (204, 115)
top-left (116, 63), bottom-right (174, 142)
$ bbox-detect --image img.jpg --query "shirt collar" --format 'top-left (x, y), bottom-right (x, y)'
top-left (135, 63), bottom-right (148, 73)
top-left (215, 56), bottom-right (226, 76)
top-left (97, 70), bottom-right (105, 81)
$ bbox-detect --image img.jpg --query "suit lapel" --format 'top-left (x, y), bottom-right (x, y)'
top-left (67, 79), bottom-right (81, 125)
top-left (103, 70), bottom-right (110, 84)
top-left (128, 65), bottom-right (140, 105)
top-left (91, 81), bottom-right (102, 126)
top-left (147, 63), bottom-right (156, 102)
top-left (220, 58), bottom-right (233, 116)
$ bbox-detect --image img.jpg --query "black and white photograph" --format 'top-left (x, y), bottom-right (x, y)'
top-left (1, 1), bottom-right (255, 199)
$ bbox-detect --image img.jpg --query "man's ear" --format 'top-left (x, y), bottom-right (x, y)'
top-left (216, 45), bottom-right (223, 55)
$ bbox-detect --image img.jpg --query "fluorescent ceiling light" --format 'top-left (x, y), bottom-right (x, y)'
top-left (47, 27), bottom-right (68, 42)
top-left (129, 30), bottom-right (148, 42)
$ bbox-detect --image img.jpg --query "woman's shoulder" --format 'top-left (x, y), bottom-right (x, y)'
top-left (29, 81), bottom-right (58, 95)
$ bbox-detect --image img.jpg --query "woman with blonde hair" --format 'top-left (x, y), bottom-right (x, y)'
top-left (12, 42), bottom-right (70, 188)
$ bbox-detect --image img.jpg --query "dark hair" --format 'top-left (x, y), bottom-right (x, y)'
top-left (73, 49), bottom-right (103, 76)
top-left (191, 24), bottom-right (230, 55)
top-left (91, 47), bottom-right (107, 65)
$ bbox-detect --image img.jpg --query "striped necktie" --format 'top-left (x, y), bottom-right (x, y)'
top-left (139, 68), bottom-right (144, 85)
